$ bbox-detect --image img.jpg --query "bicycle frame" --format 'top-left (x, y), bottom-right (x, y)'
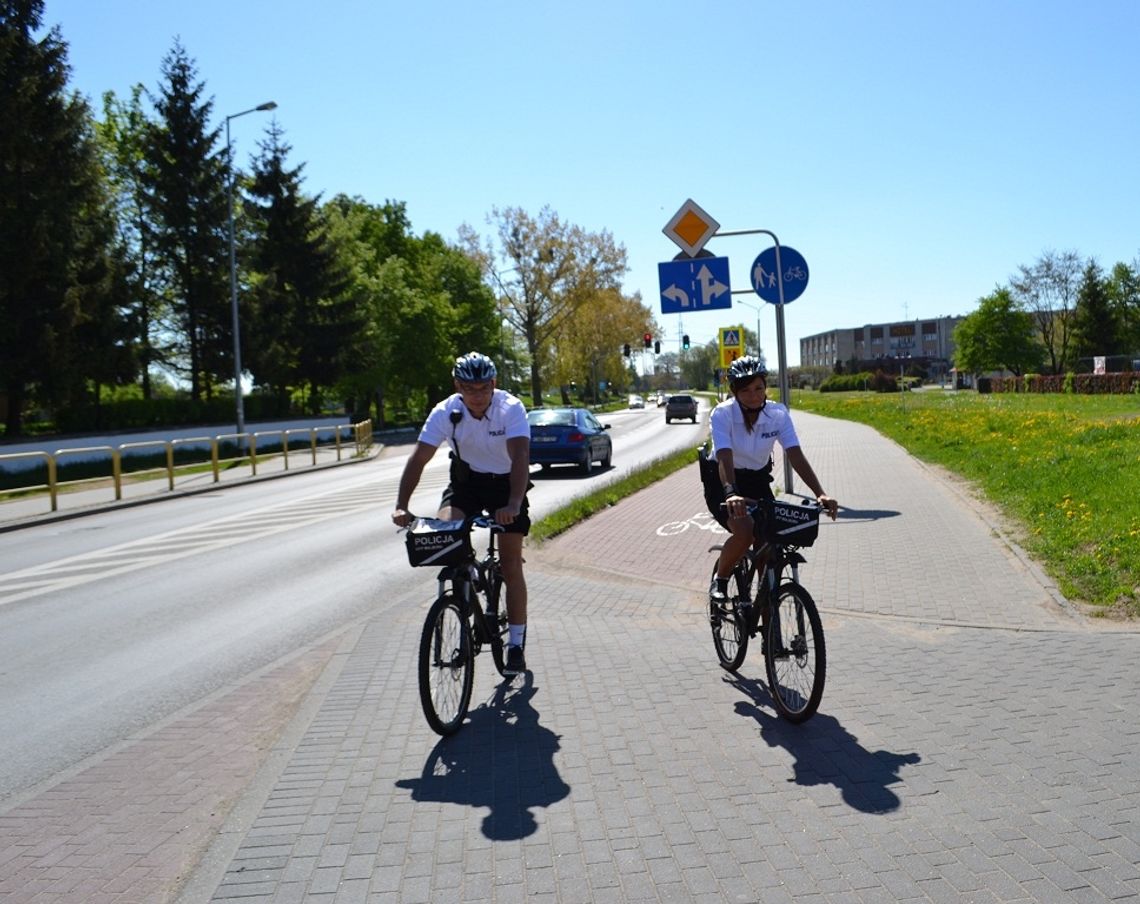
top-left (433, 520), bottom-right (503, 649)
top-left (720, 504), bottom-right (813, 643)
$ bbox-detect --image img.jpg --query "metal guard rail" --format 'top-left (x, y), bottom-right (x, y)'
top-left (0, 420), bottom-right (373, 514)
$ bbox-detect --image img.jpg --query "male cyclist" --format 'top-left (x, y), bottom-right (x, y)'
top-left (392, 352), bottom-right (532, 675)
top-left (707, 356), bottom-right (838, 603)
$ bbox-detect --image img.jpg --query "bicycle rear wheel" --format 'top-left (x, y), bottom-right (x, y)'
top-left (483, 564), bottom-right (510, 676)
top-left (764, 582), bottom-right (826, 722)
top-left (418, 592), bottom-right (474, 736)
top-left (709, 564), bottom-right (748, 671)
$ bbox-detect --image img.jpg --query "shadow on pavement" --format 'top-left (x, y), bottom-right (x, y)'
top-left (834, 506), bottom-right (901, 522)
top-left (726, 674), bottom-right (920, 814)
top-left (528, 464), bottom-right (616, 481)
top-left (395, 673), bottom-right (570, 840)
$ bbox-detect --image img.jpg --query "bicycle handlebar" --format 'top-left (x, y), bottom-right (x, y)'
top-left (401, 513), bottom-right (505, 533)
top-left (720, 495), bottom-right (822, 512)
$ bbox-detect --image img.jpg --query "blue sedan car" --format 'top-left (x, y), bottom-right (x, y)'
top-left (528, 407), bottom-right (613, 475)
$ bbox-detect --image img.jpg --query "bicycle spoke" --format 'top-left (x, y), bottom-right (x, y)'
top-left (765, 584), bottom-right (826, 723)
top-left (418, 593), bottom-right (474, 735)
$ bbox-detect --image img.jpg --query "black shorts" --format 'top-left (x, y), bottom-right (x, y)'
top-left (440, 472), bottom-right (531, 535)
top-left (709, 466), bottom-right (774, 531)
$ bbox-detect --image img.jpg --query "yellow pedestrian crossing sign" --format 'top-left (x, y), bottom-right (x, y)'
top-left (719, 326), bottom-right (744, 368)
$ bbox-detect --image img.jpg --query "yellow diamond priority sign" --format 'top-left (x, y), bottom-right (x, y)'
top-left (663, 199), bottom-right (719, 257)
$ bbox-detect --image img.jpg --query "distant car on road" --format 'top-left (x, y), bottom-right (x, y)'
top-left (628, 394), bottom-right (645, 409)
top-left (665, 394), bottom-right (698, 424)
top-left (528, 407), bottom-right (613, 474)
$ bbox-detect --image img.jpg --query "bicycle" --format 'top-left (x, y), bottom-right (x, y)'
top-left (403, 514), bottom-right (514, 736)
top-left (708, 496), bottom-right (826, 723)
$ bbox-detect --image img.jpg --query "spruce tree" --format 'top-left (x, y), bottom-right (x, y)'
top-left (245, 123), bottom-right (364, 414)
top-left (1072, 260), bottom-right (1119, 360)
top-left (0, 0), bottom-right (123, 434)
top-left (142, 40), bottom-right (230, 404)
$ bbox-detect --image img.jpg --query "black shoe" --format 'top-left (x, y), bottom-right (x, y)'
top-left (709, 579), bottom-right (729, 603)
top-left (504, 644), bottom-right (526, 676)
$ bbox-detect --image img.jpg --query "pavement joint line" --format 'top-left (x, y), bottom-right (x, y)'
top-left (811, 605), bottom-right (1140, 635)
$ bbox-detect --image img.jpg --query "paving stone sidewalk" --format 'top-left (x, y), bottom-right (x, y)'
top-left (182, 411), bottom-right (1139, 903)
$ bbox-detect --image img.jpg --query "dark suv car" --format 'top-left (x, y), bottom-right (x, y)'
top-left (665, 394), bottom-right (698, 423)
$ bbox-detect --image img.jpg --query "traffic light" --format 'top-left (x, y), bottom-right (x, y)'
top-left (654, 340), bottom-right (661, 354)
top-left (643, 332), bottom-right (652, 349)
top-left (682, 334), bottom-right (690, 350)
top-left (622, 343), bottom-right (631, 357)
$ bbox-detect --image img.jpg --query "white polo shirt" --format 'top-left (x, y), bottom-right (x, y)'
top-left (418, 389), bottom-right (530, 475)
top-left (709, 398), bottom-right (800, 470)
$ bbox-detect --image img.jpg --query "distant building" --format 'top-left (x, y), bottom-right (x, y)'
top-left (800, 315), bottom-right (966, 379)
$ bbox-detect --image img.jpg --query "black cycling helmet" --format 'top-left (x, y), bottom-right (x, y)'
top-left (727, 355), bottom-right (767, 390)
top-left (452, 351), bottom-right (497, 382)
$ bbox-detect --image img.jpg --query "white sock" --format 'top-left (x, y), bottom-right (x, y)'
top-left (508, 624), bottom-right (526, 647)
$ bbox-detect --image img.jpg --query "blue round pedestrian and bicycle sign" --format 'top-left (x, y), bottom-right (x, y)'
top-left (751, 245), bottom-right (809, 304)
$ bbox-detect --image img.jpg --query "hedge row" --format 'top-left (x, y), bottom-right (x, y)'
top-left (991, 372), bottom-right (1140, 394)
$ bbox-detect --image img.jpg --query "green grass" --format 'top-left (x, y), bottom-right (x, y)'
top-left (791, 389), bottom-right (1140, 617)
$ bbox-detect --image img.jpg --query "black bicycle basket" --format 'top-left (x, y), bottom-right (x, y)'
top-left (766, 499), bottom-right (821, 546)
top-left (405, 517), bottom-right (472, 567)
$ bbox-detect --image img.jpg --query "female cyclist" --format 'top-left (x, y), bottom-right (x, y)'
top-left (706, 356), bottom-right (838, 602)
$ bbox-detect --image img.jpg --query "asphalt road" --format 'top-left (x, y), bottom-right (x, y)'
top-left (0, 403), bottom-right (705, 803)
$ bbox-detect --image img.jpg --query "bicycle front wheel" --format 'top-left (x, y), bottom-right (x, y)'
top-left (709, 564), bottom-right (748, 671)
top-left (418, 592), bottom-right (474, 736)
top-left (764, 582), bottom-right (826, 723)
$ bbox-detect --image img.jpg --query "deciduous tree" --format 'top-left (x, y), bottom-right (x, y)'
top-left (1009, 249), bottom-right (1081, 374)
top-left (550, 287), bottom-right (654, 400)
top-left (323, 196), bottom-right (496, 424)
top-left (460, 206), bottom-right (627, 404)
top-left (97, 84), bottom-right (168, 399)
top-left (953, 287), bottom-right (1042, 377)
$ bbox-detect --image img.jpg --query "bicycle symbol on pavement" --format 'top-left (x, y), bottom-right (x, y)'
top-left (656, 511), bottom-right (727, 537)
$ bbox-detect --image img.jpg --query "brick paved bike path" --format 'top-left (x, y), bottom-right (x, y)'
top-left (2, 411), bottom-right (1138, 903)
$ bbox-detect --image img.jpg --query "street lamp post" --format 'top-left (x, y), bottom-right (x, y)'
top-left (489, 264), bottom-right (521, 394)
top-left (735, 298), bottom-right (763, 361)
top-left (226, 100), bottom-right (277, 435)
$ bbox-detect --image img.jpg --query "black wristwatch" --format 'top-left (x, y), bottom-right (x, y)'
top-left (723, 483), bottom-right (737, 497)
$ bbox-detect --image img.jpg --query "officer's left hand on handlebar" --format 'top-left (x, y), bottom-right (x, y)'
top-left (817, 495), bottom-right (839, 520)
top-left (494, 503), bottom-right (520, 525)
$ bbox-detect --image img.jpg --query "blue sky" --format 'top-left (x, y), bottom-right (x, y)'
top-left (43, 0), bottom-right (1140, 366)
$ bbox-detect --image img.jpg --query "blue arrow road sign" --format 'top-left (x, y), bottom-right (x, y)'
top-left (751, 245), bottom-right (809, 304)
top-left (658, 256), bottom-right (732, 314)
